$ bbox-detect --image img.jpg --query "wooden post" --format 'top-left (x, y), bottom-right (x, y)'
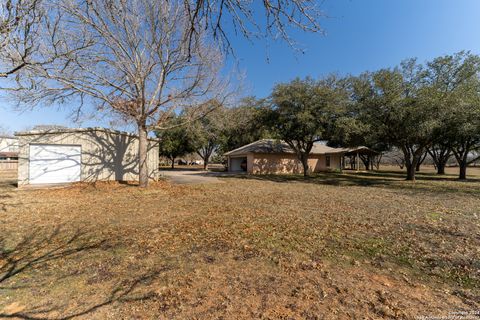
top-left (356, 152), bottom-right (359, 172)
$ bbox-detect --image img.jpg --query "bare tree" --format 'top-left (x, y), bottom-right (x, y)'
top-left (3, 0), bottom-right (326, 78)
top-left (0, 0), bottom-right (43, 77)
top-left (182, 0), bottom-right (325, 56)
top-left (14, 0), bottom-right (227, 187)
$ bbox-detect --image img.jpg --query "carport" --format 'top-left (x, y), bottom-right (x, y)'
top-left (340, 146), bottom-right (380, 171)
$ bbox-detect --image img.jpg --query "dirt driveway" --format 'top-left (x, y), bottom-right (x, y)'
top-left (160, 169), bottom-right (225, 184)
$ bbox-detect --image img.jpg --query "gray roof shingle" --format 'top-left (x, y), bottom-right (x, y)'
top-left (224, 139), bottom-right (349, 156)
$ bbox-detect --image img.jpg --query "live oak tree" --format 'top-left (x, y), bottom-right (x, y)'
top-left (349, 53), bottom-right (480, 180)
top-left (218, 97), bottom-right (272, 154)
top-left (156, 116), bottom-right (197, 169)
top-left (424, 52), bottom-right (480, 179)
top-left (414, 150), bottom-right (428, 172)
top-left (330, 116), bottom-right (389, 171)
top-left (190, 98), bottom-right (272, 167)
top-left (14, 0), bottom-right (225, 187)
top-left (445, 86), bottom-right (480, 179)
top-left (191, 101), bottom-right (227, 170)
top-left (448, 104), bottom-right (480, 180)
top-left (329, 79), bottom-right (390, 170)
top-left (269, 76), bottom-right (347, 177)
top-left (426, 144), bottom-right (452, 174)
top-left (351, 61), bottom-right (441, 181)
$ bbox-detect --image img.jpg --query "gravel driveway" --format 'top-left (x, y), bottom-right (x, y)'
top-left (160, 170), bottom-right (225, 185)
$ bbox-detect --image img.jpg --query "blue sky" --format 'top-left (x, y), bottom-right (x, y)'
top-left (1, 0), bottom-right (480, 133)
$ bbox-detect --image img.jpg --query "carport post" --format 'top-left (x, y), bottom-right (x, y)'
top-left (356, 152), bottom-right (359, 172)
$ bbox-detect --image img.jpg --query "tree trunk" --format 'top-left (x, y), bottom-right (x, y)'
top-left (404, 153), bottom-right (418, 181)
top-left (415, 151), bottom-right (428, 172)
top-left (428, 146), bottom-right (452, 175)
top-left (360, 155), bottom-right (370, 171)
top-left (197, 146), bottom-right (212, 171)
top-left (138, 124), bottom-right (149, 187)
top-left (415, 161), bottom-right (421, 172)
top-left (401, 145), bottom-right (424, 181)
top-left (374, 154), bottom-right (382, 170)
top-left (406, 163), bottom-right (416, 181)
top-left (171, 158), bottom-right (175, 169)
top-left (301, 157), bottom-right (309, 177)
top-left (459, 162), bottom-right (467, 180)
top-left (437, 162), bottom-right (445, 175)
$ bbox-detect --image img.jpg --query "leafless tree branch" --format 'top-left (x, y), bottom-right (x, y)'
top-left (12, 0), bottom-right (231, 187)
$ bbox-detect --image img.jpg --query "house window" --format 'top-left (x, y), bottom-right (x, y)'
top-left (326, 155), bottom-right (331, 167)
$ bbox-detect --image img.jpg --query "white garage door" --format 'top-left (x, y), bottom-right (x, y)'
top-left (29, 144), bottom-right (81, 184)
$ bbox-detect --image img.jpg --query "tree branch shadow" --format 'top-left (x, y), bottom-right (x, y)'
top-left (0, 226), bottom-right (163, 319)
top-left (219, 170), bottom-right (480, 195)
top-left (1, 272), bottom-right (160, 320)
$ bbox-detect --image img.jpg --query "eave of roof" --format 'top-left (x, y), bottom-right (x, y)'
top-left (225, 139), bottom-right (349, 156)
top-left (0, 151), bottom-right (19, 157)
top-left (14, 127), bottom-right (160, 142)
top-left (223, 139), bottom-right (293, 156)
top-left (224, 139), bottom-right (379, 156)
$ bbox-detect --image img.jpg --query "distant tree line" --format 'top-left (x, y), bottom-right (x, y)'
top-left (156, 97), bottom-right (271, 169)
top-left (159, 51), bottom-right (480, 181)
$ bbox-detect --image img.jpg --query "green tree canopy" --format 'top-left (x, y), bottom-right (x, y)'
top-left (426, 52), bottom-right (480, 179)
top-left (268, 76), bottom-right (348, 176)
top-left (218, 97), bottom-right (273, 155)
top-left (349, 60), bottom-right (444, 180)
top-left (190, 101), bottom-right (228, 170)
top-left (156, 116), bottom-right (196, 168)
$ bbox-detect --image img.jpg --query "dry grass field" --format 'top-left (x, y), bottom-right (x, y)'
top-left (0, 168), bottom-right (479, 319)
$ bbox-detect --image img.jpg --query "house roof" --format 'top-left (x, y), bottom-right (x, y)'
top-left (224, 139), bottom-right (378, 157)
top-left (224, 139), bottom-right (292, 156)
top-left (15, 127), bottom-right (160, 142)
top-left (340, 146), bottom-right (380, 156)
top-left (225, 139), bottom-right (335, 156)
top-left (0, 151), bottom-right (19, 157)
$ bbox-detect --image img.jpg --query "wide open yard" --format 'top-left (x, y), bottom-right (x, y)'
top-left (1, 170), bottom-right (479, 319)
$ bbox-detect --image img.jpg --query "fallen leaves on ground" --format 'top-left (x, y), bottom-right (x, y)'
top-left (0, 169), bottom-right (479, 319)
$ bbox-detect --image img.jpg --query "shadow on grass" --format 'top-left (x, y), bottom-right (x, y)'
top-left (0, 226), bottom-right (163, 319)
top-left (219, 170), bottom-right (480, 195)
top-left (353, 169), bottom-right (480, 182)
top-left (159, 167), bottom-right (206, 172)
top-left (0, 179), bottom-right (17, 188)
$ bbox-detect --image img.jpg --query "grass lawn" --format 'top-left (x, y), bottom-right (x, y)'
top-left (0, 169), bottom-right (479, 319)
